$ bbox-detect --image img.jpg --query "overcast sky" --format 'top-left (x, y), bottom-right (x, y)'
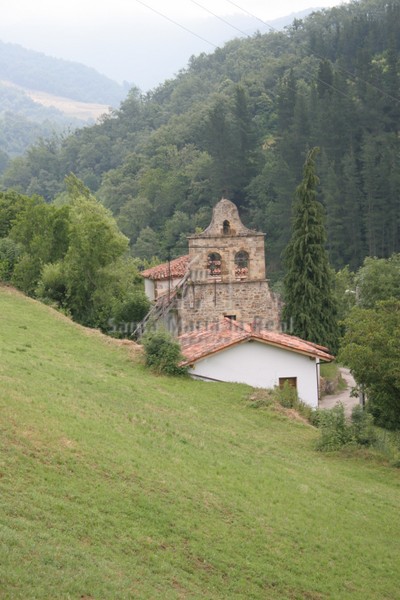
top-left (0, 0), bottom-right (350, 90)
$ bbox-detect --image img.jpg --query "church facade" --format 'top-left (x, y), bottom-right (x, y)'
top-left (139, 198), bottom-right (280, 336)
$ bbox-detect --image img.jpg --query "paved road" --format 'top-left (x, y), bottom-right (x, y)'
top-left (319, 368), bottom-right (360, 417)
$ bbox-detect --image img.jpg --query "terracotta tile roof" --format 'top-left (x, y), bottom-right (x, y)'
top-left (141, 255), bottom-right (189, 281)
top-left (179, 319), bottom-right (334, 365)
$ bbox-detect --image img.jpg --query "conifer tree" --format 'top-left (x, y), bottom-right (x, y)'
top-left (283, 147), bottom-right (338, 352)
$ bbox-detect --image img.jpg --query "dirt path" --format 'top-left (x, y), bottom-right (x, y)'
top-left (319, 368), bottom-right (360, 417)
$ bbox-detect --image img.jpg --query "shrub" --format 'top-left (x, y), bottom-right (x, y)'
top-left (274, 381), bottom-right (298, 408)
top-left (351, 405), bottom-right (376, 446)
top-left (309, 408), bottom-right (323, 428)
top-left (112, 292), bottom-right (150, 327)
top-left (142, 329), bottom-right (187, 376)
top-left (316, 403), bottom-right (378, 452)
top-left (36, 261), bottom-right (68, 307)
top-left (273, 382), bottom-right (315, 421)
top-left (373, 429), bottom-right (400, 467)
top-left (315, 404), bottom-right (352, 451)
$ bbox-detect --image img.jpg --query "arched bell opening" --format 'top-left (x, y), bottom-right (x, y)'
top-left (234, 250), bottom-right (249, 279)
top-left (207, 252), bottom-right (222, 278)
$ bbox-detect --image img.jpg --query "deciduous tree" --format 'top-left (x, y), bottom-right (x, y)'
top-left (63, 192), bottom-right (128, 324)
top-left (339, 300), bottom-right (400, 429)
top-left (355, 254), bottom-right (400, 308)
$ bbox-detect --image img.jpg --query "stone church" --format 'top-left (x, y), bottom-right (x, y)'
top-left (138, 198), bottom-right (280, 336)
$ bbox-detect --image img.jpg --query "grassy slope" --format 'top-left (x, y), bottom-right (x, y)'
top-left (0, 286), bottom-right (399, 600)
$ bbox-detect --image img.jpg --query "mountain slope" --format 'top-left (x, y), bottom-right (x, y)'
top-left (0, 81), bottom-right (111, 159)
top-left (2, 0), bottom-right (398, 271)
top-left (1, 284), bottom-right (399, 599)
top-left (0, 40), bottom-right (126, 105)
top-left (0, 40), bottom-right (127, 159)
top-left (0, 80), bottom-right (111, 121)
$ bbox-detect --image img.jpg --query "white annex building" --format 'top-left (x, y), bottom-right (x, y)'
top-left (179, 319), bottom-right (333, 408)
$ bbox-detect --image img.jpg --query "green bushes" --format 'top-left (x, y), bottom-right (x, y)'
top-left (315, 404), bottom-right (352, 451)
top-left (315, 404), bottom-right (400, 466)
top-left (250, 391), bottom-right (398, 466)
top-left (36, 261), bottom-right (68, 307)
top-left (142, 329), bottom-right (187, 376)
top-left (316, 404), bottom-right (376, 451)
top-left (274, 381), bottom-right (314, 421)
top-left (351, 405), bottom-right (376, 446)
top-left (0, 184), bottom-right (149, 331)
top-left (0, 237), bottom-right (21, 281)
top-left (372, 429), bottom-right (400, 468)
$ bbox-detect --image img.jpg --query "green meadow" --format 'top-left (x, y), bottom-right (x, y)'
top-left (1, 286), bottom-right (399, 599)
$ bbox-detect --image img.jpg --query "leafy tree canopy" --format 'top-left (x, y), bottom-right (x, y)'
top-left (355, 254), bottom-right (400, 308)
top-left (339, 300), bottom-right (400, 430)
top-left (0, 177), bottom-right (148, 331)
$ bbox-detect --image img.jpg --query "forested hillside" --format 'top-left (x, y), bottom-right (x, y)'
top-left (0, 83), bottom-right (81, 162)
top-left (2, 0), bottom-right (399, 276)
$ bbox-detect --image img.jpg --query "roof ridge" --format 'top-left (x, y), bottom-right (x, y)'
top-left (141, 254), bottom-right (190, 280)
top-left (179, 319), bottom-right (334, 365)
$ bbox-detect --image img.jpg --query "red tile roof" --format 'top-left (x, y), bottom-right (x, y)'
top-left (179, 319), bottom-right (334, 365)
top-left (141, 255), bottom-right (189, 280)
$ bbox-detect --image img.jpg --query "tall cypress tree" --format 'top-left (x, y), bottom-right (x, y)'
top-left (283, 147), bottom-right (338, 353)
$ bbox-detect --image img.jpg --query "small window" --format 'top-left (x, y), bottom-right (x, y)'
top-left (225, 314), bottom-right (236, 321)
top-left (235, 250), bottom-right (249, 279)
top-left (207, 252), bottom-right (221, 277)
top-left (223, 220), bottom-right (231, 235)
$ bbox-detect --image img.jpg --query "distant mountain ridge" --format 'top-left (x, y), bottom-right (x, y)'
top-left (0, 40), bottom-right (129, 160)
top-left (0, 40), bottom-right (127, 105)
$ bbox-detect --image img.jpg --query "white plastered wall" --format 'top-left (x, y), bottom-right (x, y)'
top-left (144, 279), bottom-right (155, 302)
top-left (188, 340), bottom-right (320, 407)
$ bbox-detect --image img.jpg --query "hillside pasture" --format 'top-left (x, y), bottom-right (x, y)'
top-left (0, 79), bottom-right (110, 121)
top-left (0, 286), bottom-right (399, 599)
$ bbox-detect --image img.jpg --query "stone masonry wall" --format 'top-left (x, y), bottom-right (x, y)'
top-left (176, 279), bottom-right (280, 334)
top-left (153, 198), bottom-right (282, 335)
top-left (188, 233), bottom-right (266, 282)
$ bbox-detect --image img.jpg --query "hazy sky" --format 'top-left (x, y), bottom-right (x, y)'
top-left (3, 0), bottom-right (344, 21)
top-left (1, 0), bottom-right (349, 90)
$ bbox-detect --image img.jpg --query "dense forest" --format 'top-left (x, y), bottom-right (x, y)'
top-left (1, 0), bottom-right (399, 277)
